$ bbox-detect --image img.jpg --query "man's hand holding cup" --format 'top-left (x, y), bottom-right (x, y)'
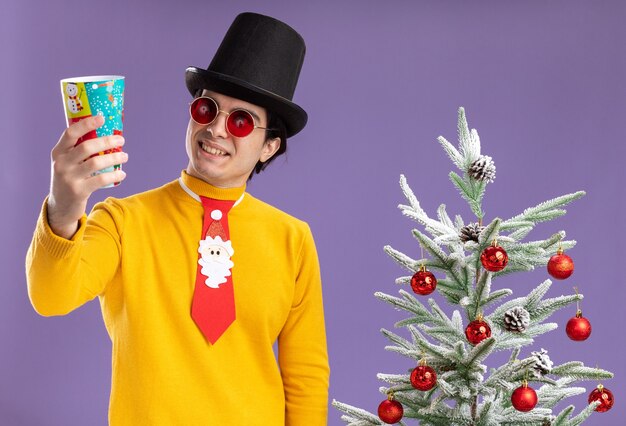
top-left (49, 76), bottom-right (126, 239)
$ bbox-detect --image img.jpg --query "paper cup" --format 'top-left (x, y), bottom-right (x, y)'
top-left (60, 75), bottom-right (125, 187)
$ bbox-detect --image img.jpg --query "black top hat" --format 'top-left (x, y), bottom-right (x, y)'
top-left (185, 12), bottom-right (307, 137)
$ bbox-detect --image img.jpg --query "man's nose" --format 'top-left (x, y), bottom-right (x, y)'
top-left (208, 110), bottom-right (229, 138)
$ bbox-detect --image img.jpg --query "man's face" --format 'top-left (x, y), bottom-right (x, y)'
top-left (185, 90), bottom-right (280, 188)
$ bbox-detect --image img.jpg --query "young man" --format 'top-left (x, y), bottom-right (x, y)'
top-left (26, 13), bottom-right (329, 425)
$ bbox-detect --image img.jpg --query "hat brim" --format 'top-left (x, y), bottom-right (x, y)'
top-left (185, 67), bottom-right (307, 137)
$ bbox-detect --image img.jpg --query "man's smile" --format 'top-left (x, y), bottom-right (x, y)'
top-left (199, 140), bottom-right (229, 157)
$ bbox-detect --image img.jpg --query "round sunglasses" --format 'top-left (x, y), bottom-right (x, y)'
top-left (189, 96), bottom-right (275, 138)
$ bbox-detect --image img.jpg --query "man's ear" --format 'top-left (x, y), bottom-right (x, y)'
top-left (260, 137), bottom-right (281, 162)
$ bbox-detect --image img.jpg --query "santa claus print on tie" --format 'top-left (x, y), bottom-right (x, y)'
top-left (198, 235), bottom-right (234, 288)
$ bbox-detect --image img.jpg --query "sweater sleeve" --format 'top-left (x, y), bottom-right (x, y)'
top-left (277, 224), bottom-right (330, 426)
top-left (25, 197), bottom-right (123, 316)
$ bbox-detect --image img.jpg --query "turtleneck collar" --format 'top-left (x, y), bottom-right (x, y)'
top-left (179, 170), bottom-right (246, 201)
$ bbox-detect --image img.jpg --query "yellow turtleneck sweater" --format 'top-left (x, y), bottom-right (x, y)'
top-left (25, 171), bottom-right (329, 425)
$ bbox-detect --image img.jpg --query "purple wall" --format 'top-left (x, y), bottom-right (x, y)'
top-left (3, 0), bottom-right (624, 424)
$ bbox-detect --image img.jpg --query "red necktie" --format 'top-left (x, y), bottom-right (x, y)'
top-left (191, 196), bottom-right (237, 344)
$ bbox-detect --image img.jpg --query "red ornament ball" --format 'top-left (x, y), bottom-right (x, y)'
top-left (547, 251), bottom-right (574, 279)
top-left (566, 311), bottom-right (592, 341)
top-left (480, 245), bottom-right (508, 272)
top-left (465, 319), bottom-right (492, 345)
top-left (410, 365), bottom-right (437, 391)
top-left (588, 386), bottom-right (614, 413)
top-left (511, 383), bottom-right (538, 412)
top-left (378, 398), bottom-right (404, 423)
top-left (411, 269), bottom-right (437, 295)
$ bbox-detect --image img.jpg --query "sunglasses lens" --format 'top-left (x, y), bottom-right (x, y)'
top-left (190, 98), bottom-right (217, 125)
top-left (227, 110), bottom-right (255, 137)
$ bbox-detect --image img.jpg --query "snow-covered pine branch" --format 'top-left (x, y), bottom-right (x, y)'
top-left (457, 107), bottom-right (481, 170)
top-left (332, 400), bottom-right (384, 426)
top-left (550, 363), bottom-right (613, 382)
top-left (438, 135), bottom-right (465, 171)
top-left (537, 384), bottom-right (587, 409)
top-left (375, 290), bottom-right (431, 321)
top-left (449, 171), bottom-right (485, 219)
top-left (486, 280), bottom-right (580, 329)
top-left (467, 270), bottom-right (492, 320)
top-left (503, 191), bottom-right (586, 226)
top-left (551, 401), bottom-right (599, 426)
top-left (482, 357), bottom-right (536, 391)
top-left (398, 175), bottom-right (460, 244)
top-left (383, 245), bottom-right (449, 276)
top-left (395, 276), bottom-right (466, 305)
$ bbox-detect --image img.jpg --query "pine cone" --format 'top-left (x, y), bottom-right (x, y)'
top-left (503, 306), bottom-right (530, 332)
top-left (531, 348), bottom-right (553, 377)
top-left (468, 155), bottom-right (496, 183)
top-left (459, 222), bottom-right (485, 243)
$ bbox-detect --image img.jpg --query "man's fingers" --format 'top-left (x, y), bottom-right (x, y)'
top-left (79, 151), bottom-right (129, 176)
top-left (65, 115), bottom-right (105, 141)
top-left (73, 135), bottom-right (125, 162)
top-left (55, 115), bottom-right (105, 151)
top-left (84, 169), bottom-right (127, 193)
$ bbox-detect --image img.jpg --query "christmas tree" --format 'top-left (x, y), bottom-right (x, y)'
top-left (333, 108), bottom-right (614, 425)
